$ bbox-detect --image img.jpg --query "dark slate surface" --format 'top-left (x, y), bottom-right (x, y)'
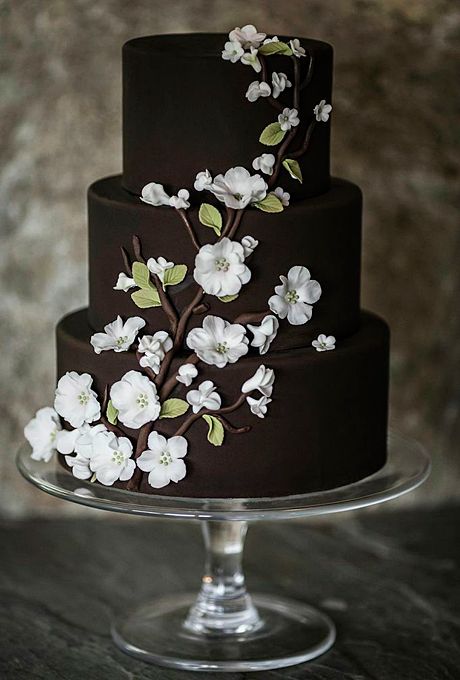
top-left (0, 505), bottom-right (459, 679)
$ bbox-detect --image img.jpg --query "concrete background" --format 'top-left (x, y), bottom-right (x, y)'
top-left (1, 0), bottom-right (459, 516)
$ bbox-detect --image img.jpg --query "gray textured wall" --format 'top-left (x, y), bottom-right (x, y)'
top-left (1, 0), bottom-right (459, 516)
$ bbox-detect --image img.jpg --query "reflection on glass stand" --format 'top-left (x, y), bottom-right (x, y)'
top-left (17, 430), bottom-right (430, 672)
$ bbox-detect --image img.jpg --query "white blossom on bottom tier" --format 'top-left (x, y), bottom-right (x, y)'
top-left (247, 315), bottom-right (279, 354)
top-left (242, 365), bottom-right (275, 398)
top-left (186, 316), bottom-right (249, 368)
top-left (176, 363), bottom-right (198, 386)
top-left (246, 395), bottom-right (272, 418)
top-left (194, 237), bottom-right (251, 297)
top-left (137, 331), bottom-right (173, 374)
top-left (186, 380), bottom-right (221, 414)
top-left (110, 371), bottom-right (161, 429)
top-left (312, 334), bottom-right (336, 352)
top-left (137, 431), bottom-right (188, 489)
top-left (54, 372), bottom-right (101, 429)
top-left (90, 432), bottom-right (135, 486)
top-left (269, 266), bottom-right (322, 326)
top-left (90, 316), bottom-right (146, 354)
top-left (24, 407), bottom-right (62, 462)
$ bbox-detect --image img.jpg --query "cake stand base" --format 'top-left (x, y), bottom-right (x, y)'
top-left (17, 429), bottom-right (430, 672)
top-left (112, 593), bottom-right (335, 672)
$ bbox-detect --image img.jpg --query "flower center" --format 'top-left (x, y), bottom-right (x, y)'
top-left (286, 290), bottom-right (299, 304)
top-left (78, 391), bottom-right (90, 405)
top-left (159, 451), bottom-right (172, 466)
top-left (281, 114), bottom-right (289, 123)
top-left (136, 393), bottom-right (149, 408)
top-left (232, 193), bottom-right (243, 202)
top-left (112, 450), bottom-right (125, 466)
top-left (116, 335), bottom-right (128, 347)
top-left (216, 342), bottom-right (228, 355)
top-left (215, 257), bottom-right (230, 272)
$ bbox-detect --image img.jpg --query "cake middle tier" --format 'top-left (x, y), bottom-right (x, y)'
top-left (88, 175), bottom-right (362, 352)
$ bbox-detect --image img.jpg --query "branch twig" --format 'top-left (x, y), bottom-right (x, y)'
top-left (174, 393), bottom-right (247, 437)
top-left (176, 208), bottom-right (201, 251)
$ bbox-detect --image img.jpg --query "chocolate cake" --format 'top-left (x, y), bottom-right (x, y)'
top-left (24, 26), bottom-right (389, 498)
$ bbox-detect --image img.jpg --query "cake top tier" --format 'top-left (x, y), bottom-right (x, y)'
top-left (122, 32), bottom-right (333, 201)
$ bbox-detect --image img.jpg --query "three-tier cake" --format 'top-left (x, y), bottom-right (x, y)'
top-left (24, 27), bottom-right (389, 498)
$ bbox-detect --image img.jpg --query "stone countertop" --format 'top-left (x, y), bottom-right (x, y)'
top-left (0, 505), bottom-right (459, 679)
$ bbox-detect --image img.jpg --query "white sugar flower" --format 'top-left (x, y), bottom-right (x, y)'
top-left (169, 189), bottom-right (190, 209)
top-left (241, 235), bottom-right (259, 258)
top-left (194, 237), bottom-right (251, 297)
top-left (54, 372), bottom-right (101, 429)
top-left (110, 370), bottom-right (161, 429)
top-left (245, 80), bottom-right (271, 102)
top-left (263, 36), bottom-right (279, 44)
top-left (147, 256), bottom-right (174, 283)
top-left (269, 266), bottom-right (322, 326)
top-left (312, 334), bottom-right (336, 352)
top-left (278, 107), bottom-right (300, 131)
top-left (186, 380), bottom-right (221, 414)
top-left (271, 72), bottom-right (292, 98)
top-left (241, 47), bottom-right (262, 73)
top-left (252, 153), bottom-right (275, 176)
top-left (242, 365), bottom-right (275, 398)
top-left (137, 431), bottom-right (188, 489)
top-left (114, 272), bottom-right (135, 292)
top-left (229, 24), bottom-right (266, 49)
top-left (141, 182), bottom-right (170, 207)
top-left (274, 187), bottom-right (290, 207)
top-left (138, 331), bottom-right (173, 374)
top-left (187, 315), bottom-right (249, 368)
top-left (194, 169), bottom-right (213, 191)
top-left (90, 316), bottom-right (146, 354)
top-left (176, 363), bottom-right (198, 387)
top-left (63, 424), bottom-right (109, 479)
top-left (314, 100), bottom-right (333, 122)
top-left (210, 166), bottom-right (267, 210)
top-left (248, 315), bottom-right (279, 355)
top-left (290, 38), bottom-right (306, 58)
top-left (247, 395), bottom-right (272, 419)
top-left (24, 407), bottom-right (61, 462)
top-left (222, 40), bottom-right (244, 63)
top-left (90, 432), bottom-right (135, 486)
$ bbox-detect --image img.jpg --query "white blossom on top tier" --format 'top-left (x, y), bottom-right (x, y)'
top-left (241, 47), bottom-right (262, 73)
top-left (241, 235), bottom-right (259, 258)
top-left (113, 272), bottom-right (135, 292)
top-left (138, 331), bottom-right (173, 374)
top-left (247, 395), bottom-right (272, 418)
top-left (186, 316), bottom-right (249, 368)
top-left (245, 80), bottom-right (271, 102)
top-left (222, 40), bottom-right (244, 63)
top-left (274, 187), bottom-right (290, 207)
top-left (90, 316), bottom-right (146, 354)
top-left (242, 365), bottom-right (275, 398)
top-left (147, 256), bottom-right (174, 282)
top-left (278, 107), bottom-right (300, 131)
top-left (194, 169), bottom-right (213, 192)
top-left (229, 25), bottom-right (266, 49)
top-left (209, 167), bottom-right (267, 209)
top-left (24, 407), bottom-right (62, 462)
top-left (90, 431), bottom-right (135, 486)
top-left (137, 431), bottom-right (188, 489)
top-left (186, 380), bottom-right (221, 414)
top-left (312, 334), bottom-right (336, 352)
top-left (252, 153), bottom-right (275, 176)
top-left (271, 72), bottom-right (292, 98)
top-left (141, 182), bottom-right (170, 207)
top-left (314, 100), bottom-right (333, 122)
top-left (247, 315), bottom-right (279, 354)
top-left (110, 370), bottom-right (161, 429)
top-left (194, 237), bottom-right (251, 297)
top-left (176, 363), bottom-right (198, 387)
top-left (169, 189), bottom-right (190, 209)
top-left (290, 38), bottom-right (306, 58)
top-left (54, 372), bottom-right (101, 429)
top-left (269, 266), bottom-right (322, 326)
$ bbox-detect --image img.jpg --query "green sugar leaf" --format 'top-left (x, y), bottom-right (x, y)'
top-left (106, 400), bottom-right (118, 426)
top-left (202, 414), bottom-right (225, 447)
top-left (218, 294), bottom-right (239, 303)
top-left (282, 158), bottom-right (303, 183)
top-left (163, 264), bottom-right (187, 287)
top-left (254, 193), bottom-right (284, 213)
top-left (131, 287), bottom-right (161, 309)
top-left (132, 261), bottom-right (152, 289)
top-left (258, 41), bottom-right (292, 56)
top-left (259, 122), bottom-right (286, 146)
top-left (159, 398), bottom-right (189, 419)
top-left (199, 203), bottom-right (222, 236)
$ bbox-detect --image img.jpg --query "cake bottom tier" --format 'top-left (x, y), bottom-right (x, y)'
top-left (56, 309), bottom-right (389, 498)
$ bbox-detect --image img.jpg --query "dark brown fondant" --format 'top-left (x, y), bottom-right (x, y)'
top-left (122, 34), bottom-right (332, 201)
top-left (88, 176), bottom-right (362, 351)
top-left (56, 309), bottom-right (389, 498)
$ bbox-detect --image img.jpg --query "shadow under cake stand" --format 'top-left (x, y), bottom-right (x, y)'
top-left (17, 429), bottom-right (430, 672)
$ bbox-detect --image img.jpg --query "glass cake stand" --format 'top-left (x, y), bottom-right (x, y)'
top-left (17, 429), bottom-right (430, 672)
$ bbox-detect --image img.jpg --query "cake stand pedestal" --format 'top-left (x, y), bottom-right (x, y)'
top-left (17, 430), bottom-right (430, 672)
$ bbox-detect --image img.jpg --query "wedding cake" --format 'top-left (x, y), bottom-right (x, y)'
top-left (24, 26), bottom-right (389, 498)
